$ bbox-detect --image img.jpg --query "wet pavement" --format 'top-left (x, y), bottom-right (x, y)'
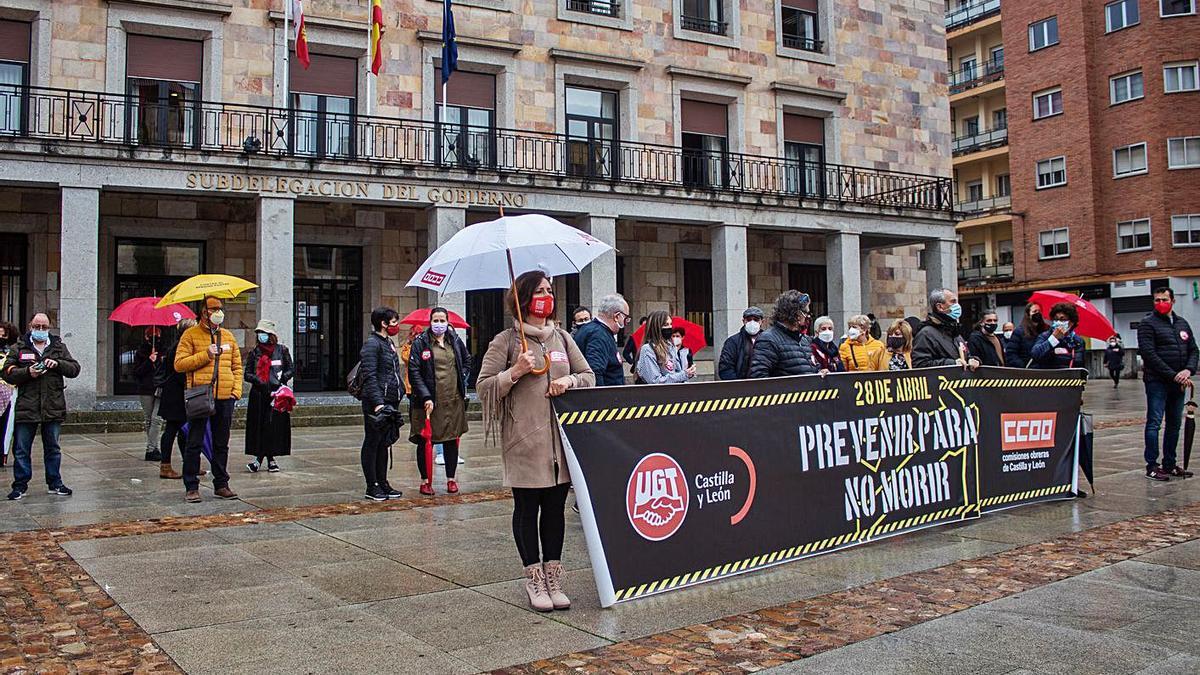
top-left (2, 378), bottom-right (1198, 674)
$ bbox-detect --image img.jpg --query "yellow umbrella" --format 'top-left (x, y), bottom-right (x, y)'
top-left (155, 274), bottom-right (258, 308)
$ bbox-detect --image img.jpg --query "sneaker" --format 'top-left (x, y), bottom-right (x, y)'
top-left (446, 479), bottom-right (459, 494)
top-left (364, 486), bottom-right (388, 502)
top-left (379, 483), bottom-right (403, 500)
top-left (435, 454), bottom-right (446, 466)
top-left (1146, 465), bottom-right (1171, 481)
top-left (144, 450), bottom-right (162, 462)
top-left (7, 488), bottom-right (24, 500)
top-left (458, 456), bottom-right (465, 465)
top-left (1164, 466), bottom-right (1193, 478)
top-left (246, 461), bottom-right (260, 473)
top-left (572, 501), bottom-right (580, 514)
top-left (47, 485), bottom-right (73, 496)
top-left (267, 460), bottom-right (280, 473)
top-left (419, 481), bottom-right (435, 496)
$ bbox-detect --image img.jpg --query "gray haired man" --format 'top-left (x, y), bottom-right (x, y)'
top-left (572, 293), bottom-right (630, 387)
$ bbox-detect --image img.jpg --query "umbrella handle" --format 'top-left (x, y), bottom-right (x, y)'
top-left (507, 250), bottom-right (552, 377)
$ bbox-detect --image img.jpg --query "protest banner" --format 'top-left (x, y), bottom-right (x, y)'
top-left (557, 366), bottom-right (1084, 607)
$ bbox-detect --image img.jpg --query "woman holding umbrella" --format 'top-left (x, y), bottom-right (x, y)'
top-left (637, 311), bottom-right (695, 384)
top-left (407, 307), bottom-right (472, 496)
top-left (477, 271), bottom-right (595, 613)
top-left (244, 320), bottom-right (294, 473)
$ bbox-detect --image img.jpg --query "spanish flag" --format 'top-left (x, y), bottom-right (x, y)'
top-left (370, 0), bottom-right (384, 75)
top-left (291, 0), bottom-right (310, 70)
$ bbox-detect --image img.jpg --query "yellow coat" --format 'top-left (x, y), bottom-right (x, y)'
top-left (174, 324), bottom-right (243, 400)
top-left (839, 337), bottom-right (887, 372)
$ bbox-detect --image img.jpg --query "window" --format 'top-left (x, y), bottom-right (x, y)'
top-left (1110, 71), bottom-right (1144, 104)
top-left (566, 0), bottom-right (619, 17)
top-left (1173, 214), bottom-right (1200, 246)
top-left (1106, 0), bottom-right (1140, 31)
top-left (783, 112), bottom-right (824, 196)
top-left (680, 99), bottom-right (729, 188)
top-left (435, 70), bottom-right (496, 168)
top-left (682, 0), bottom-right (726, 35)
top-left (1161, 0), bottom-right (1196, 17)
top-left (125, 35), bottom-right (204, 147)
top-left (963, 116), bottom-right (980, 137)
top-left (1029, 17), bottom-right (1059, 51)
top-left (565, 86), bottom-right (618, 179)
top-left (1117, 218), bottom-right (1151, 252)
top-left (992, 108), bottom-right (1007, 129)
top-left (990, 45), bottom-right (1004, 69)
top-left (959, 56), bottom-right (977, 81)
top-left (290, 53), bottom-right (357, 158)
top-left (781, 0), bottom-right (821, 52)
top-left (1036, 156), bottom-right (1067, 188)
top-left (995, 173), bottom-right (1011, 197)
top-left (1113, 142), bottom-right (1148, 177)
top-left (0, 20), bottom-right (31, 136)
top-left (1039, 228), bottom-right (1070, 259)
top-left (1164, 61), bottom-right (1199, 93)
top-left (998, 240), bottom-right (1014, 265)
top-left (1033, 88), bottom-right (1063, 119)
top-left (968, 244), bottom-right (986, 269)
top-left (1168, 136), bottom-right (1200, 168)
top-left (966, 180), bottom-right (983, 202)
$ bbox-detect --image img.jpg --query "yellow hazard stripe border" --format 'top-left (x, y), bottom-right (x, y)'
top-left (559, 388), bottom-right (839, 425)
top-left (980, 484), bottom-right (1074, 508)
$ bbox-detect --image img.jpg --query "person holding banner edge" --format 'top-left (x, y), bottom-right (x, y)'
top-left (912, 289), bottom-right (979, 371)
top-left (477, 271), bottom-right (595, 612)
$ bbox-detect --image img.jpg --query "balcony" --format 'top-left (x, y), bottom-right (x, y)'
top-left (958, 262), bottom-right (1014, 285)
top-left (949, 58), bottom-right (1004, 95)
top-left (782, 35), bottom-right (824, 53)
top-left (566, 0), bottom-right (620, 17)
top-left (0, 85), bottom-right (954, 213)
top-left (680, 14), bottom-right (727, 35)
top-left (956, 194), bottom-right (1011, 216)
top-left (952, 124), bottom-right (1008, 156)
top-left (945, 0), bottom-right (1001, 32)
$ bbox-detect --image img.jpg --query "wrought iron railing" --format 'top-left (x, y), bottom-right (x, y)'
top-left (950, 57), bottom-right (1004, 94)
top-left (781, 35), bottom-right (824, 53)
top-left (680, 14), bottom-right (727, 35)
top-left (951, 124), bottom-right (1008, 155)
top-left (945, 0), bottom-right (1001, 31)
top-left (566, 0), bottom-right (620, 17)
top-left (0, 85), bottom-right (952, 212)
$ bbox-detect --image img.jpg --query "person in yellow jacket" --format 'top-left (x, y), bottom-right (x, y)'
top-left (174, 296), bottom-right (243, 503)
top-left (839, 314), bottom-right (886, 372)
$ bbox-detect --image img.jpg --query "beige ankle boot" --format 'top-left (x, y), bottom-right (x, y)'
top-left (543, 560), bottom-right (570, 610)
top-left (523, 563), bottom-right (553, 612)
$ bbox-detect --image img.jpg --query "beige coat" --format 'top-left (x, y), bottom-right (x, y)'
top-left (477, 322), bottom-right (595, 488)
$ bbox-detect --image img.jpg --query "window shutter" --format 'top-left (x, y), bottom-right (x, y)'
top-left (291, 53), bottom-right (358, 98)
top-left (435, 70), bottom-right (496, 110)
top-left (681, 99), bottom-right (727, 136)
top-left (0, 20), bottom-right (31, 63)
top-left (782, 0), bottom-right (819, 11)
top-left (126, 35), bottom-right (203, 83)
top-left (783, 113), bottom-right (824, 144)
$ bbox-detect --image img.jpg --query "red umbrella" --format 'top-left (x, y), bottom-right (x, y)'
top-left (400, 308), bottom-right (470, 329)
top-left (1028, 290), bottom-right (1116, 341)
top-left (631, 316), bottom-right (708, 354)
top-left (108, 296), bottom-right (196, 327)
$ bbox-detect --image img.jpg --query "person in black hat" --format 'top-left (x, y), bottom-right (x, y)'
top-left (718, 306), bottom-right (765, 380)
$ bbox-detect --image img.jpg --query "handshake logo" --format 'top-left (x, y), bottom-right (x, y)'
top-left (626, 453), bottom-right (689, 541)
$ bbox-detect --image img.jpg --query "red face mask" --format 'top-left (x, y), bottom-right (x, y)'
top-left (1154, 300), bottom-right (1173, 315)
top-left (385, 323), bottom-right (401, 336)
top-left (529, 295), bottom-right (555, 318)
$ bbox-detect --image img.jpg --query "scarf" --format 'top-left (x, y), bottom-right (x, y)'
top-left (480, 321), bottom-right (557, 446)
top-left (256, 342), bottom-right (276, 385)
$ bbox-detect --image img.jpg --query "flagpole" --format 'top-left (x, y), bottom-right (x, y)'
top-left (366, 8), bottom-right (374, 118)
top-left (283, 1), bottom-right (290, 108)
top-left (441, 0), bottom-right (449, 129)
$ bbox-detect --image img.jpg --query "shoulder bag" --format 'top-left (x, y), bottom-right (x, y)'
top-left (184, 332), bottom-right (220, 419)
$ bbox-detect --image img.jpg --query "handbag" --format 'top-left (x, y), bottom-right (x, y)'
top-left (184, 333), bottom-right (221, 419)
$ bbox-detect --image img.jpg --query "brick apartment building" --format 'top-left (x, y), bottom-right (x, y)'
top-left (0, 0), bottom-right (955, 404)
top-left (948, 0), bottom-right (1199, 345)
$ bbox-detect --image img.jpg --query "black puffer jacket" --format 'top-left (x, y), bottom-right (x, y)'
top-left (156, 342), bottom-right (188, 423)
top-left (1138, 311), bottom-right (1198, 383)
top-left (407, 329), bottom-right (472, 405)
top-left (2, 333), bottom-right (82, 423)
top-left (912, 314), bottom-right (965, 368)
top-left (749, 325), bottom-right (818, 378)
top-left (359, 333), bottom-right (403, 411)
top-left (718, 329), bottom-right (757, 381)
top-left (131, 341), bottom-right (159, 395)
top-left (1004, 330), bottom-right (1040, 368)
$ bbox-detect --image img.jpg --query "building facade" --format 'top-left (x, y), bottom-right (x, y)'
top-left (0, 0), bottom-right (955, 405)
top-left (948, 0), bottom-right (1200, 341)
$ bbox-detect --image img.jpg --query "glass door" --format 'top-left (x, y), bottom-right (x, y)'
top-left (0, 233), bottom-right (26, 326)
top-left (293, 246), bottom-right (362, 391)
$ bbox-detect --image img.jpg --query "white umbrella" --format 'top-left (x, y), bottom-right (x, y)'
top-left (407, 213), bottom-right (614, 374)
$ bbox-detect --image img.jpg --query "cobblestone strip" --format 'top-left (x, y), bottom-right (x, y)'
top-left (496, 502), bottom-right (1200, 674)
top-left (0, 489), bottom-right (512, 674)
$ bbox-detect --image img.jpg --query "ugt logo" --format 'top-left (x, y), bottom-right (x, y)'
top-left (421, 270), bottom-right (447, 287)
top-left (626, 453), bottom-right (688, 541)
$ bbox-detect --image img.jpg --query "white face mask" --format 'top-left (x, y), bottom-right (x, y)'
top-left (1003, 330), bottom-right (1013, 340)
top-left (208, 310), bottom-right (225, 326)
top-left (818, 330), bottom-right (835, 343)
top-left (847, 327), bottom-right (862, 340)
top-left (744, 320), bottom-right (761, 336)
top-left (672, 336), bottom-right (683, 347)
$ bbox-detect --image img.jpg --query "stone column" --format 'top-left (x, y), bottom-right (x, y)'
top-left (59, 186), bottom-right (100, 409)
top-left (426, 206), bottom-right (467, 325)
top-left (711, 223), bottom-right (749, 346)
top-left (924, 238), bottom-right (958, 296)
top-left (825, 232), bottom-right (861, 331)
top-left (256, 196), bottom-right (295, 342)
top-left (859, 249), bottom-right (873, 317)
top-left (578, 214), bottom-right (617, 311)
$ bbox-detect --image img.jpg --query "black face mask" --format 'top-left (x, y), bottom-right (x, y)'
top-left (983, 323), bottom-right (998, 334)
top-left (660, 327), bottom-right (675, 341)
top-left (886, 335), bottom-right (905, 350)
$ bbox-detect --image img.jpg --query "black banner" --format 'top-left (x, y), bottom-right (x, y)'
top-left (556, 366), bottom-right (1084, 606)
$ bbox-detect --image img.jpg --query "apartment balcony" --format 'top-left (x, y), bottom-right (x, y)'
top-left (952, 124), bottom-right (1008, 156)
top-left (958, 262), bottom-right (1014, 285)
top-left (0, 85), bottom-right (954, 213)
top-left (946, 0), bottom-right (1001, 33)
top-left (956, 194), bottom-right (1011, 217)
top-left (566, 0), bottom-right (620, 17)
top-left (680, 14), bottom-right (727, 35)
top-left (949, 58), bottom-right (1004, 96)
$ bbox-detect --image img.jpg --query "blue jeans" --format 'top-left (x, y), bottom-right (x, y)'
top-left (11, 421), bottom-right (63, 492)
top-left (1144, 378), bottom-right (1187, 469)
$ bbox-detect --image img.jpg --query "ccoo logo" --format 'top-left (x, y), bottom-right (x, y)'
top-left (1000, 412), bottom-right (1057, 451)
top-left (421, 270), bottom-right (447, 287)
top-left (626, 453), bottom-right (688, 541)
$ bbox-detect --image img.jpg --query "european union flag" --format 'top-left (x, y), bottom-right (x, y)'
top-left (441, 0), bottom-right (458, 84)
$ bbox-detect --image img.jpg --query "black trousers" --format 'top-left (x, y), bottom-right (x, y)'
top-left (416, 438), bottom-right (459, 480)
top-left (361, 414), bottom-right (392, 489)
top-left (512, 483), bottom-right (570, 567)
top-left (159, 419), bottom-right (186, 465)
top-left (1109, 368), bottom-right (1123, 386)
top-left (183, 399), bottom-right (233, 492)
